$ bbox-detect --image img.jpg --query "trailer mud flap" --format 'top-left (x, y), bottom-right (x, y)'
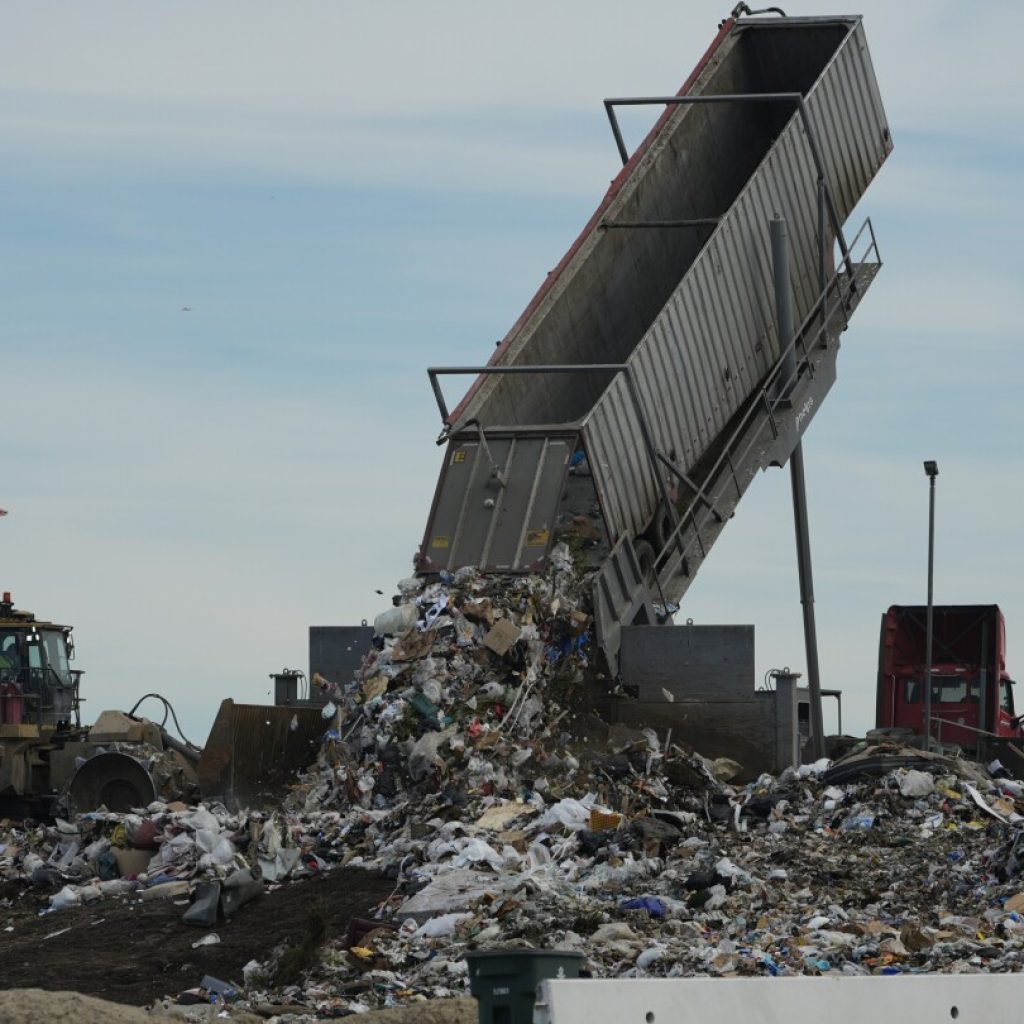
top-left (197, 699), bottom-right (325, 811)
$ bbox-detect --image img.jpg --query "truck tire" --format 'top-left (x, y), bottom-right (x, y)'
top-left (651, 503), bottom-right (677, 554)
top-left (634, 538), bottom-right (657, 580)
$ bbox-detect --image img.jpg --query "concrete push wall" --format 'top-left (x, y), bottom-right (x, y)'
top-left (600, 624), bottom-right (801, 778)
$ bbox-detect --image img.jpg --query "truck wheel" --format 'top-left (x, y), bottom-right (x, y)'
top-left (651, 505), bottom-right (675, 553)
top-left (634, 538), bottom-right (657, 580)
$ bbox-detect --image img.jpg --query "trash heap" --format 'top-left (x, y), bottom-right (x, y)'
top-left (291, 544), bottom-right (608, 821)
top-left (0, 802), bottom-right (272, 921)
top-left (232, 753), bottom-right (1024, 1014)
top-left (232, 556), bottom-right (1024, 1009)
top-left (7, 552), bottom-right (1024, 1015)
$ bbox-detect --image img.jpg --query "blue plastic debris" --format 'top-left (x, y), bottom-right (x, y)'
top-left (841, 811), bottom-right (876, 831)
top-left (620, 896), bottom-right (667, 919)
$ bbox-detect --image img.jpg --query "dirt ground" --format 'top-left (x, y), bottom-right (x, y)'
top-left (0, 989), bottom-right (477, 1023)
top-left (0, 989), bottom-right (159, 1023)
top-left (0, 868), bottom-right (396, 1008)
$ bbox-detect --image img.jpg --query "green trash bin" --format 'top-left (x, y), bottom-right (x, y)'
top-left (465, 949), bottom-right (584, 1024)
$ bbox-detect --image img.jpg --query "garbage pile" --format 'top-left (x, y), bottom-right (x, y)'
top-left (291, 544), bottom-right (607, 821)
top-left (202, 753), bottom-right (1024, 1015)
top-left (232, 558), bottom-right (1024, 1008)
top-left (7, 553), bottom-right (1024, 1016)
top-left (0, 802), bottom-right (275, 920)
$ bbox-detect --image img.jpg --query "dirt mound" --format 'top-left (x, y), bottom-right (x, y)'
top-left (0, 867), bottom-right (394, 1007)
top-left (0, 989), bottom-right (475, 1024)
top-left (0, 989), bottom-right (154, 1023)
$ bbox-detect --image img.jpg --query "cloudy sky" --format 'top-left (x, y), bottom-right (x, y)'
top-left (2, 1), bottom-right (1021, 744)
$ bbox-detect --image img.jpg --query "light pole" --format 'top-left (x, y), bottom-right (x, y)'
top-left (923, 460), bottom-right (939, 749)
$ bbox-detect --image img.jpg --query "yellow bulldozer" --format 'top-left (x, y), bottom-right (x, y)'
top-left (0, 592), bottom-right (348, 817)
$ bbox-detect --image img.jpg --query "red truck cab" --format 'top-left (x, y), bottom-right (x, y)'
top-left (876, 605), bottom-right (1020, 748)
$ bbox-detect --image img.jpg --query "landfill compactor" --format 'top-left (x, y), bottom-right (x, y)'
top-left (418, 13), bottom-right (892, 671)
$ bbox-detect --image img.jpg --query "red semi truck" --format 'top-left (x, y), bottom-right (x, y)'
top-left (876, 605), bottom-right (1021, 749)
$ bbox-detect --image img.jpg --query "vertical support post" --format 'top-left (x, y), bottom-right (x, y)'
top-left (817, 176), bottom-right (828, 341)
top-left (771, 216), bottom-right (826, 760)
top-left (979, 618), bottom-right (989, 755)
top-left (817, 178), bottom-right (826, 293)
top-left (924, 460), bottom-right (939, 749)
top-left (789, 449), bottom-right (825, 759)
top-left (773, 672), bottom-right (800, 772)
top-left (770, 217), bottom-right (797, 398)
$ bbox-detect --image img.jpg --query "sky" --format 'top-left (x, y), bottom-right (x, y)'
top-left (1, 1), bottom-right (1021, 746)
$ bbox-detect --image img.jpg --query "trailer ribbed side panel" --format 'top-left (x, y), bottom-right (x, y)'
top-left (806, 21), bottom-right (890, 224)
top-left (585, 373), bottom-right (656, 535)
top-left (582, 21), bottom-right (891, 541)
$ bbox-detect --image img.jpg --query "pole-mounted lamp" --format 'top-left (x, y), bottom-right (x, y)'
top-left (923, 460), bottom-right (939, 749)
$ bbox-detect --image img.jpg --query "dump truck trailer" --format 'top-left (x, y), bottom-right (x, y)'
top-left (418, 13), bottom-right (892, 674)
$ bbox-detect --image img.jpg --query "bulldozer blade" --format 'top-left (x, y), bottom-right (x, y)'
top-left (197, 699), bottom-right (325, 811)
top-left (67, 751), bottom-right (157, 817)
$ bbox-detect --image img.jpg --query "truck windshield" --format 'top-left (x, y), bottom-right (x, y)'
top-left (928, 675), bottom-right (976, 704)
top-left (904, 675), bottom-right (976, 703)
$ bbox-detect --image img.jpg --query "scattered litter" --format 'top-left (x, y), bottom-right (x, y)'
top-left (898, 769), bottom-right (936, 798)
top-left (482, 618), bottom-right (523, 656)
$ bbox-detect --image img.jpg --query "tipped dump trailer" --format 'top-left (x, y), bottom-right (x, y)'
top-left (418, 13), bottom-right (892, 672)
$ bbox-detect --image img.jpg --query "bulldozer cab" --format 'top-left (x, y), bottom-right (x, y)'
top-left (0, 592), bottom-right (80, 730)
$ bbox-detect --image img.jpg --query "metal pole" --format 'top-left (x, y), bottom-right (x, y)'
top-left (817, 176), bottom-right (827, 337)
top-left (924, 461), bottom-right (939, 749)
top-left (978, 618), bottom-right (989, 758)
top-left (771, 218), bottom-right (797, 398)
top-left (790, 447), bottom-right (825, 759)
top-left (771, 216), bottom-right (826, 759)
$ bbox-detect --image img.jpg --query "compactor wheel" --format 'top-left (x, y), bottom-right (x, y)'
top-left (67, 751), bottom-right (156, 816)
